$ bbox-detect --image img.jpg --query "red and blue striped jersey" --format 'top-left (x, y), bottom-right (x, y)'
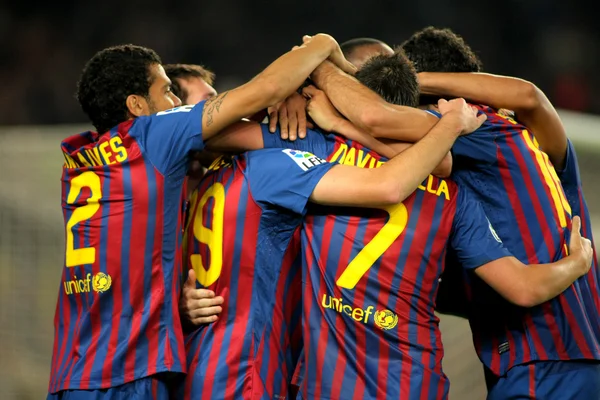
top-left (49, 103), bottom-right (207, 393)
top-left (556, 140), bottom-right (600, 347)
top-left (263, 128), bottom-right (511, 400)
top-left (448, 106), bottom-right (600, 375)
top-left (182, 148), bottom-right (334, 400)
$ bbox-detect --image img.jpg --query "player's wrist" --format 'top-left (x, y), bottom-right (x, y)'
top-left (437, 113), bottom-right (464, 137)
top-left (310, 60), bottom-right (336, 83)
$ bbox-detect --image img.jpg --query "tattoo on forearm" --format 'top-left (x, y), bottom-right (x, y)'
top-left (204, 91), bottom-right (229, 127)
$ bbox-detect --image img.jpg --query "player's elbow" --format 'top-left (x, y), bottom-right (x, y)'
top-left (357, 105), bottom-right (387, 137)
top-left (432, 152), bottom-right (453, 178)
top-left (515, 80), bottom-right (542, 112)
top-left (506, 290), bottom-right (542, 308)
top-left (375, 177), bottom-right (409, 205)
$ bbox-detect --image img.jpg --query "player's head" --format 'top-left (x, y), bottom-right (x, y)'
top-left (164, 63), bottom-right (217, 105)
top-left (400, 27), bottom-right (482, 73)
top-left (354, 50), bottom-right (419, 107)
top-left (77, 44), bottom-right (182, 133)
top-left (340, 38), bottom-right (394, 69)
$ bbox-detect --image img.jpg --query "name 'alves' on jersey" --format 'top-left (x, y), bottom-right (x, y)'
top-left (49, 103), bottom-right (206, 393)
top-left (262, 127), bottom-right (511, 400)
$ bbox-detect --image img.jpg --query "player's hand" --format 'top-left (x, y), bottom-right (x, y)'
top-left (180, 269), bottom-right (224, 326)
top-left (438, 98), bottom-right (487, 135)
top-left (303, 34), bottom-right (357, 76)
top-left (568, 216), bottom-right (593, 276)
top-left (302, 85), bottom-right (344, 132)
top-left (268, 92), bottom-right (313, 140)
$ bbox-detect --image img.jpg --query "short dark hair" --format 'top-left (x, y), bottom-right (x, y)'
top-left (77, 44), bottom-right (162, 133)
top-left (400, 27), bottom-right (482, 73)
top-left (163, 63), bottom-right (215, 101)
top-left (340, 38), bottom-right (389, 59)
top-left (355, 50), bottom-right (419, 107)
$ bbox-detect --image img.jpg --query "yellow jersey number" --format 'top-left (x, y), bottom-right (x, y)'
top-left (65, 171), bottom-right (102, 267)
top-left (336, 202), bottom-right (409, 289)
top-left (190, 183), bottom-right (226, 286)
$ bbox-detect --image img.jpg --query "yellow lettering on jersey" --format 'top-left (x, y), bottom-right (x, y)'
top-left (76, 153), bottom-right (92, 167)
top-left (63, 153), bottom-right (78, 168)
top-left (342, 147), bottom-right (356, 166)
top-left (437, 179), bottom-right (450, 200)
top-left (329, 143), bottom-right (348, 164)
top-left (207, 156), bottom-right (232, 171)
top-left (321, 294), bottom-right (374, 324)
top-left (356, 150), bottom-right (371, 168)
top-left (110, 137), bottom-right (128, 163)
top-left (99, 141), bottom-right (114, 165)
top-left (86, 147), bottom-right (103, 167)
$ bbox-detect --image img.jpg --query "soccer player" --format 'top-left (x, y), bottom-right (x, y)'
top-left (415, 64), bottom-right (600, 399)
top-left (340, 37), bottom-right (394, 69)
top-left (203, 72), bottom-right (593, 399)
top-left (48, 34), bottom-right (359, 399)
top-left (308, 28), bottom-right (600, 398)
top-left (164, 63), bottom-right (217, 105)
top-left (180, 96), bottom-right (488, 399)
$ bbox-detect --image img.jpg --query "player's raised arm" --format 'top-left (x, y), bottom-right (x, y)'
top-left (309, 60), bottom-right (438, 142)
top-left (418, 72), bottom-right (568, 169)
top-left (201, 34), bottom-right (356, 141)
top-left (474, 216), bottom-right (592, 307)
top-left (309, 98), bottom-right (485, 207)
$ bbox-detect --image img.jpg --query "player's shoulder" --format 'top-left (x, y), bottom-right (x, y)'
top-left (475, 104), bottom-right (527, 130)
top-left (246, 148), bottom-right (327, 170)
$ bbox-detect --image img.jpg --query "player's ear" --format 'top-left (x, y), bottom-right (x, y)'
top-left (126, 94), bottom-right (148, 118)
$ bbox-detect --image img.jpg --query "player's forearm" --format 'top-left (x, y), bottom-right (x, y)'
top-left (333, 119), bottom-right (396, 159)
top-left (311, 62), bottom-right (435, 142)
top-left (520, 254), bottom-right (587, 307)
top-left (385, 141), bottom-right (452, 178)
top-left (418, 72), bottom-right (540, 112)
top-left (377, 115), bottom-right (463, 202)
top-left (419, 72), bottom-right (569, 169)
top-left (250, 37), bottom-right (335, 108)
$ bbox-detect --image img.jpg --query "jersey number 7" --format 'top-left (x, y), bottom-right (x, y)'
top-left (336, 202), bottom-right (409, 289)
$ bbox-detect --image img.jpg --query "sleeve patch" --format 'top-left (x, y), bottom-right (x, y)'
top-left (282, 149), bottom-right (327, 171)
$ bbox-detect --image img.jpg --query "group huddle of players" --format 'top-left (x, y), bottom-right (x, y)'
top-left (47, 27), bottom-right (600, 400)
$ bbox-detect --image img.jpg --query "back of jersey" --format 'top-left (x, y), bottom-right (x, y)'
top-left (450, 105), bottom-right (600, 375)
top-left (182, 149), bottom-right (334, 400)
top-left (49, 104), bottom-right (206, 393)
top-left (262, 129), bottom-right (457, 399)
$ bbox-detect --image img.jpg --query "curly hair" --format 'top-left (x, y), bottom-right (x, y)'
top-left (400, 27), bottom-right (482, 73)
top-left (76, 44), bottom-right (162, 133)
top-left (355, 50), bottom-right (420, 107)
top-left (163, 63), bottom-right (215, 101)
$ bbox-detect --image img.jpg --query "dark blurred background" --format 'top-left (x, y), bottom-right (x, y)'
top-left (1, 2), bottom-right (599, 399)
top-left (1, 0), bottom-right (599, 127)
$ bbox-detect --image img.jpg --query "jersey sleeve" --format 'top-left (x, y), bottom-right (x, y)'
top-left (450, 186), bottom-right (512, 270)
top-left (246, 148), bottom-right (335, 215)
top-left (128, 102), bottom-right (206, 175)
top-left (261, 125), bottom-right (331, 159)
top-left (424, 109), bottom-right (496, 164)
top-left (555, 139), bottom-right (581, 192)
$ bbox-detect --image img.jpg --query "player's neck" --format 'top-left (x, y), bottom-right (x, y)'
top-left (418, 104), bottom-right (438, 112)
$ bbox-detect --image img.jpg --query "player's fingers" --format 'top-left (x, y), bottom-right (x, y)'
top-left (303, 35), bottom-right (312, 43)
top-left (572, 216), bottom-right (582, 237)
top-left (184, 269), bottom-right (197, 288)
top-left (269, 106), bottom-right (279, 133)
top-left (288, 111), bottom-right (299, 141)
top-left (191, 315), bottom-right (218, 325)
top-left (302, 85), bottom-right (318, 98)
top-left (190, 305), bottom-right (223, 319)
top-left (189, 288), bottom-right (215, 300)
top-left (477, 114), bottom-right (487, 124)
top-left (297, 109), bottom-right (307, 139)
top-left (279, 106), bottom-right (289, 139)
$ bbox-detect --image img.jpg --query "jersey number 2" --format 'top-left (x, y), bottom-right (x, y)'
top-left (190, 183), bottom-right (225, 286)
top-left (65, 171), bottom-right (102, 267)
top-left (336, 202), bottom-right (409, 289)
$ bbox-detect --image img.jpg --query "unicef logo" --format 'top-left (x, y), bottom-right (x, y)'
top-left (374, 309), bottom-right (399, 330)
top-left (93, 273), bottom-right (112, 293)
